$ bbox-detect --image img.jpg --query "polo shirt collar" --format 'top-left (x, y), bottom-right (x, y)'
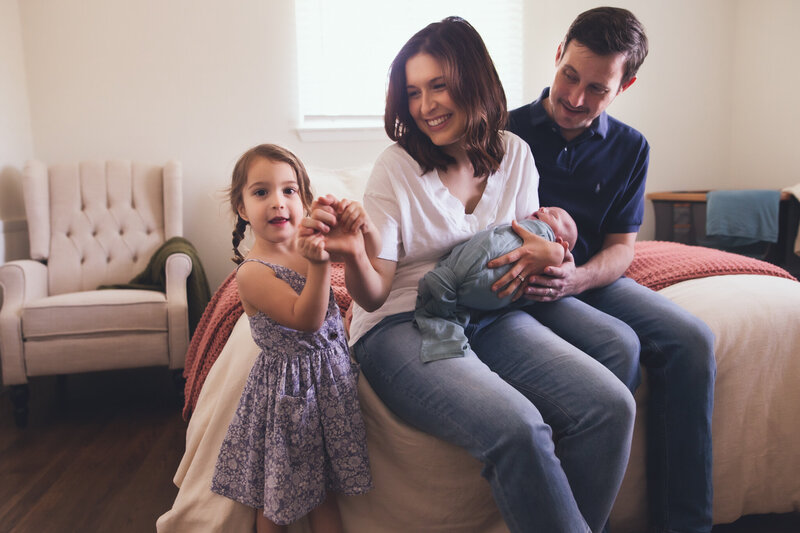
top-left (530, 87), bottom-right (609, 141)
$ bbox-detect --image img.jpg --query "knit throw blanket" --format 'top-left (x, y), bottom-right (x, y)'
top-left (99, 236), bottom-right (211, 335)
top-left (183, 243), bottom-right (796, 419)
top-left (182, 262), bottom-right (351, 420)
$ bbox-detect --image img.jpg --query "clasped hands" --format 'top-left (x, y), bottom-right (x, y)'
top-left (298, 194), bottom-right (373, 262)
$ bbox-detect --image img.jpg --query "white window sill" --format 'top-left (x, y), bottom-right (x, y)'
top-left (296, 116), bottom-right (387, 142)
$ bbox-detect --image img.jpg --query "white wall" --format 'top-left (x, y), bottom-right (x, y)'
top-left (0, 0), bottom-right (33, 262)
top-left (16, 0), bottom-right (390, 289)
top-left (5, 0), bottom-right (800, 289)
top-left (728, 0), bottom-right (800, 188)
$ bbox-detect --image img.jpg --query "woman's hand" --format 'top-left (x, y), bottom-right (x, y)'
top-left (335, 198), bottom-right (374, 234)
top-left (300, 194), bottom-right (339, 235)
top-left (487, 220), bottom-right (567, 300)
top-left (300, 195), bottom-right (367, 262)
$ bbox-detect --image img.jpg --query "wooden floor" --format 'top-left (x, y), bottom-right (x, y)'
top-left (0, 368), bottom-right (798, 533)
top-left (0, 368), bottom-right (186, 533)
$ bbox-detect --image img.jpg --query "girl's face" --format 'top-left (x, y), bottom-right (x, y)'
top-left (237, 157), bottom-right (304, 245)
top-left (405, 53), bottom-right (467, 152)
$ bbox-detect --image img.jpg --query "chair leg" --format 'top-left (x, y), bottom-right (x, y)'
top-left (10, 384), bottom-right (30, 428)
top-left (171, 369), bottom-right (186, 405)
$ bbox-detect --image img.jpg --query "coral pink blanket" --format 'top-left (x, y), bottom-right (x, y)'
top-left (624, 241), bottom-right (795, 291)
top-left (183, 243), bottom-right (795, 419)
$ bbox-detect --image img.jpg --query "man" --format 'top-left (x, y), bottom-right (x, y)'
top-left (505, 7), bottom-right (716, 533)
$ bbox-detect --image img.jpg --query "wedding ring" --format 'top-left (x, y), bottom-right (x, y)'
top-left (517, 274), bottom-right (525, 283)
top-left (548, 288), bottom-right (553, 297)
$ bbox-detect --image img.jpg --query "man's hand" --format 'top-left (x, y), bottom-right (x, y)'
top-left (525, 248), bottom-right (578, 301)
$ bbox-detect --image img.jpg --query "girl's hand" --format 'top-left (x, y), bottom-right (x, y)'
top-left (297, 232), bottom-right (330, 263)
top-left (487, 220), bottom-right (567, 300)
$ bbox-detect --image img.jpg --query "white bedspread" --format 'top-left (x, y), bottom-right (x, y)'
top-left (158, 274), bottom-right (800, 533)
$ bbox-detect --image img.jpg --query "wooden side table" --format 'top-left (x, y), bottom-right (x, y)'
top-left (646, 190), bottom-right (800, 278)
top-left (646, 191), bottom-right (710, 245)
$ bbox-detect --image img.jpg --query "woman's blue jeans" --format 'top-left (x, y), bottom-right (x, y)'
top-left (528, 277), bottom-right (716, 533)
top-left (352, 307), bottom-right (637, 533)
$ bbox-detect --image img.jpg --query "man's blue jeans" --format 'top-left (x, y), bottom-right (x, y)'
top-left (528, 277), bottom-right (716, 533)
top-left (352, 308), bottom-right (637, 533)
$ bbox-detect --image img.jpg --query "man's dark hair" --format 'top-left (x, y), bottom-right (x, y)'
top-left (563, 7), bottom-right (648, 85)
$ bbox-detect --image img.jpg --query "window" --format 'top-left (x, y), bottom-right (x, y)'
top-left (295, 0), bottom-right (523, 140)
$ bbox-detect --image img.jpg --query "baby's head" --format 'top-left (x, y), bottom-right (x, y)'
top-left (531, 206), bottom-right (578, 250)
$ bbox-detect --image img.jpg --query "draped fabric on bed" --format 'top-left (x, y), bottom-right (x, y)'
top-left (162, 241), bottom-right (800, 533)
top-left (181, 241), bottom-right (795, 419)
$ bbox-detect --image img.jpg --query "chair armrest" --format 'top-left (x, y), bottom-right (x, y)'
top-left (0, 260), bottom-right (48, 385)
top-left (165, 252), bottom-right (191, 369)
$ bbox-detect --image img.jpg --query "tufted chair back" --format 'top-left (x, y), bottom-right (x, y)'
top-left (23, 160), bottom-right (182, 295)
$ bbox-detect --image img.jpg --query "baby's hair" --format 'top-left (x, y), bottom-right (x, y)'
top-left (227, 144), bottom-right (314, 264)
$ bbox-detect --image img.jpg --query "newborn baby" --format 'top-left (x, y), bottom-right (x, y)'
top-left (415, 207), bottom-right (577, 362)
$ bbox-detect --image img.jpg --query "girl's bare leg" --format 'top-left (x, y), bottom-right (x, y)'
top-left (308, 492), bottom-right (344, 533)
top-left (256, 509), bottom-right (287, 533)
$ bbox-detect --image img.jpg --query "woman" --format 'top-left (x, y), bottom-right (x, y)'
top-left (310, 17), bottom-right (637, 533)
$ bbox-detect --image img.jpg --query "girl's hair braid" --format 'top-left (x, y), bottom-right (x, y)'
top-left (231, 214), bottom-right (249, 265)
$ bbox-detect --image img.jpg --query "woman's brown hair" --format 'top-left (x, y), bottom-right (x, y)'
top-left (384, 16), bottom-right (507, 178)
top-left (227, 144), bottom-right (313, 264)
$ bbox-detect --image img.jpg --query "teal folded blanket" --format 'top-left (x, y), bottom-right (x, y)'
top-left (99, 236), bottom-right (211, 335)
top-left (706, 189), bottom-right (780, 246)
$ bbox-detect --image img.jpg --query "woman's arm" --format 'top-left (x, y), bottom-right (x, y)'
top-left (526, 232), bottom-right (636, 301)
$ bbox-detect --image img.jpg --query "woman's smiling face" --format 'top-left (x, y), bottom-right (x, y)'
top-left (405, 52), bottom-right (467, 151)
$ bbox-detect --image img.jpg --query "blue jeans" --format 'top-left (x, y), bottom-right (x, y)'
top-left (352, 308), bottom-right (636, 533)
top-left (528, 277), bottom-right (716, 533)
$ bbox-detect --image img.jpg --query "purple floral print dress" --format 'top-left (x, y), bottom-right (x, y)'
top-left (211, 260), bottom-right (372, 525)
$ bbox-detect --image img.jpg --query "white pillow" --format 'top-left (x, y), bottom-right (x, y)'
top-left (306, 166), bottom-right (372, 201)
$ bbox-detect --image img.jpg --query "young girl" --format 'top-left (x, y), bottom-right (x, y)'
top-left (211, 144), bottom-right (373, 533)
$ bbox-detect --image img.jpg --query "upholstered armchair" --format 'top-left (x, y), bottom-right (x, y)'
top-left (0, 160), bottom-right (191, 427)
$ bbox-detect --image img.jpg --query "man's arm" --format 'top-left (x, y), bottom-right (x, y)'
top-left (526, 232), bottom-right (636, 301)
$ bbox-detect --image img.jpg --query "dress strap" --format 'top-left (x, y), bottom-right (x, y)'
top-left (237, 257), bottom-right (274, 271)
top-left (236, 258), bottom-right (302, 280)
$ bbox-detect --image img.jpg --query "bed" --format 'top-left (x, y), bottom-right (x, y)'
top-left (157, 170), bottom-right (800, 533)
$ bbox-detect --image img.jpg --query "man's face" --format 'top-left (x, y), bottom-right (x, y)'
top-left (547, 41), bottom-right (632, 141)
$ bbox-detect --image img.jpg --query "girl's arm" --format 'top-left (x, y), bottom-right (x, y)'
top-left (237, 235), bottom-right (331, 332)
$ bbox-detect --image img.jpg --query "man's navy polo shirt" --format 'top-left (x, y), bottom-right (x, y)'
top-left (508, 87), bottom-right (650, 266)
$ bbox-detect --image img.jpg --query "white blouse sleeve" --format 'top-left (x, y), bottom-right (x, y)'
top-left (364, 155), bottom-right (403, 262)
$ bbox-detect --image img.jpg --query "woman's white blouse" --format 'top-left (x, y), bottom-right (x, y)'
top-left (348, 131), bottom-right (540, 346)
